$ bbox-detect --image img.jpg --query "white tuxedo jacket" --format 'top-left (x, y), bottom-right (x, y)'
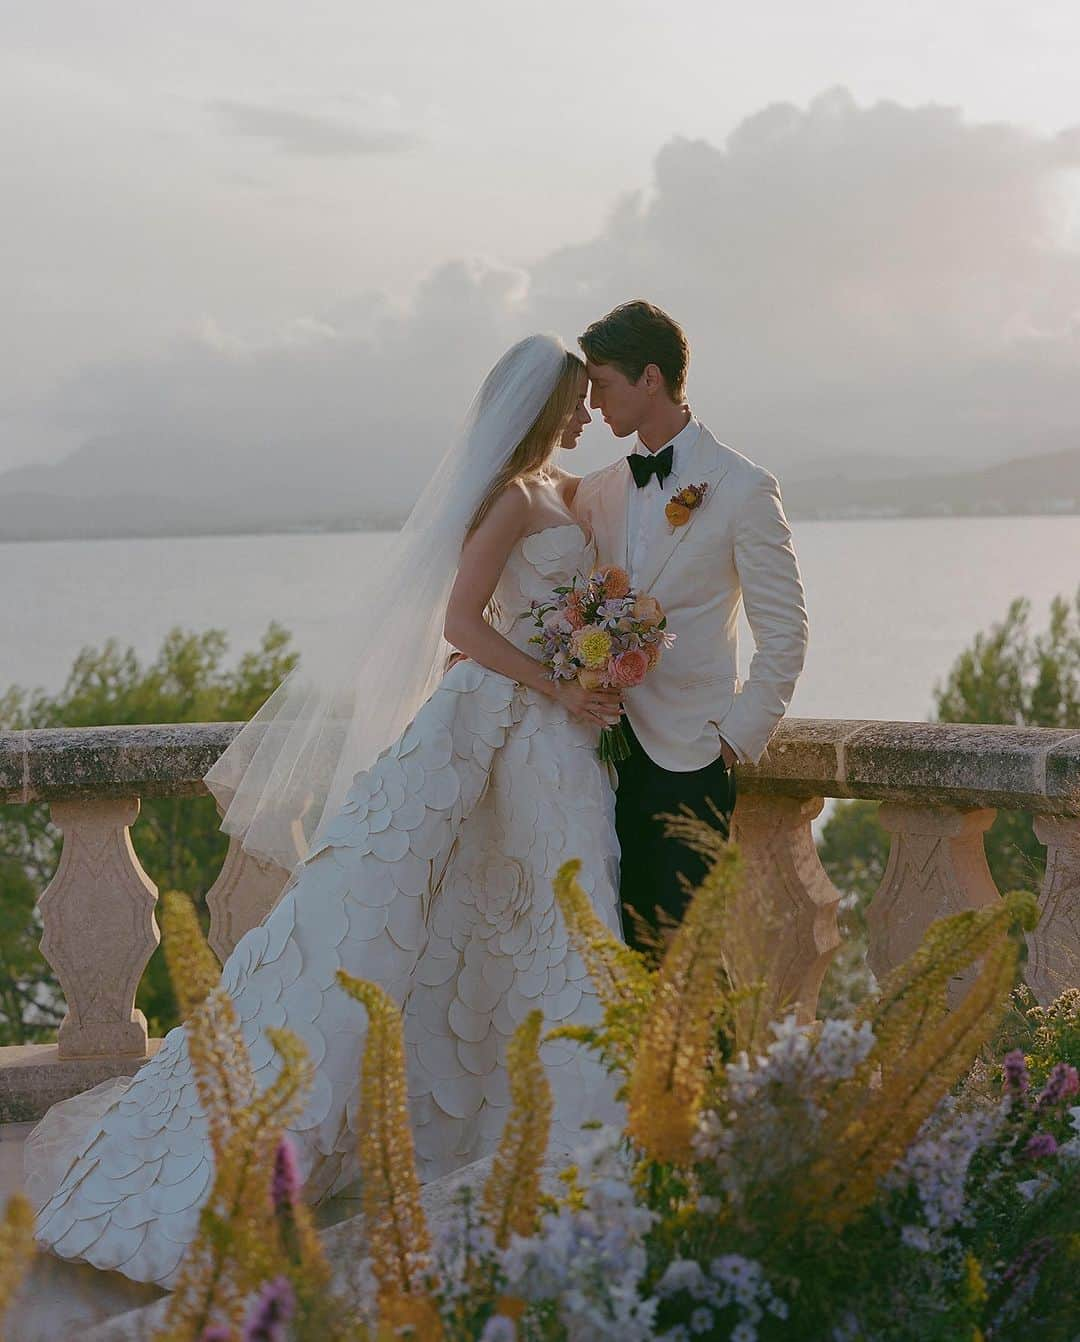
top-left (573, 424), bottom-right (808, 770)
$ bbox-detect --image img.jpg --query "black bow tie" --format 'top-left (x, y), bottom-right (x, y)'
top-left (627, 443), bottom-right (674, 489)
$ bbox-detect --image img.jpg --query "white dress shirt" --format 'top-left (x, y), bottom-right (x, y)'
top-left (626, 413), bottom-right (702, 581)
top-left (627, 413), bottom-right (739, 762)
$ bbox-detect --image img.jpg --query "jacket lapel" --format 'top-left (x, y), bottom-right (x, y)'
top-left (638, 429), bottom-right (728, 592)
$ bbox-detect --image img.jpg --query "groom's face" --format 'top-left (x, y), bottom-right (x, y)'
top-left (586, 360), bottom-right (649, 439)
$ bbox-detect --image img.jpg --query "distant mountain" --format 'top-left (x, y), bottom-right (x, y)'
top-left (0, 430), bottom-right (420, 541)
top-left (0, 436), bottom-right (1077, 541)
top-left (782, 446), bottom-right (1080, 519)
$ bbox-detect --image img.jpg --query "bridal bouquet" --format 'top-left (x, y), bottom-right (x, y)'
top-left (527, 564), bottom-right (672, 763)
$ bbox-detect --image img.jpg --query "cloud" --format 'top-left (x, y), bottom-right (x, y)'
top-left (212, 99), bottom-right (419, 156)
top-left (18, 88), bottom-right (1080, 519)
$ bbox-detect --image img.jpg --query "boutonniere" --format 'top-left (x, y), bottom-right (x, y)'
top-left (665, 482), bottom-right (708, 529)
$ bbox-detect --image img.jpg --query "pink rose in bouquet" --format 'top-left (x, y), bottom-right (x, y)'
top-left (608, 648), bottom-right (650, 688)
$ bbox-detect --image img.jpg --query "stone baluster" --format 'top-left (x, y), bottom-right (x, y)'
top-left (867, 804), bottom-right (999, 1005)
top-left (38, 798), bottom-right (159, 1059)
top-left (729, 792), bottom-right (841, 1025)
top-left (1026, 815), bottom-right (1080, 1004)
top-left (205, 823), bottom-right (291, 963)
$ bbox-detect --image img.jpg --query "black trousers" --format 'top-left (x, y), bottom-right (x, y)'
top-left (614, 720), bottom-right (736, 951)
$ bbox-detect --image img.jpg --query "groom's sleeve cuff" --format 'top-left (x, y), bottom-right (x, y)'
top-left (710, 721), bottom-right (750, 766)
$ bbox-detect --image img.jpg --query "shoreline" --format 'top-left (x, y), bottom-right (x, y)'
top-left (2, 507), bottom-right (1078, 546)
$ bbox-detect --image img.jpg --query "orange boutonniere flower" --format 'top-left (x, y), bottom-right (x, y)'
top-left (665, 482), bottom-right (709, 529)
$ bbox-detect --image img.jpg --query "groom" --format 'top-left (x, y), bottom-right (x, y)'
top-left (573, 300), bottom-right (808, 949)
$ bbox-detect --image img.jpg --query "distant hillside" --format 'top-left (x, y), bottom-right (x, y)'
top-left (782, 446), bottom-right (1080, 519)
top-left (0, 437), bottom-right (1077, 541)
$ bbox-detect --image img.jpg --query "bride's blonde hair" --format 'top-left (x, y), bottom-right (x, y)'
top-left (466, 350), bottom-right (585, 536)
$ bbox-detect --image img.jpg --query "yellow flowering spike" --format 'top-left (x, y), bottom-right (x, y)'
top-left (861, 890), bottom-right (1036, 1053)
top-left (657, 823), bottom-right (776, 1056)
top-left (964, 1253), bottom-right (988, 1310)
top-left (553, 860), bottom-right (654, 1074)
top-left (160, 890), bottom-right (222, 1018)
top-left (0, 1193), bottom-right (35, 1333)
top-left (186, 987), bottom-right (255, 1165)
top-left (798, 892), bottom-right (1035, 1232)
top-left (380, 1294), bottom-right (444, 1338)
top-left (336, 971), bottom-right (431, 1311)
top-left (159, 1027), bottom-right (313, 1340)
top-left (481, 1011), bottom-right (553, 1246)
top-left (626, 850), bottom-right (742, 1164)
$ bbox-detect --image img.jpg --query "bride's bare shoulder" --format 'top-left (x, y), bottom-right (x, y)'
top-left (544, 465), bottom-right (581, 507)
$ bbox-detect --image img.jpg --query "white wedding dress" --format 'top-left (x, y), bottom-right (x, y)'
top-left (25, 520), bottom-right (622, 1287)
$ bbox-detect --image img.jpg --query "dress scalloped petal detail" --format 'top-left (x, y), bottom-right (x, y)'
top-left (25, 520), bottom-right (622, 1286)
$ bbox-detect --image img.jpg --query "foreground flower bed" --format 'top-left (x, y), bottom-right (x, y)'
top-left (2, 826), bottom-right (1078, 1340)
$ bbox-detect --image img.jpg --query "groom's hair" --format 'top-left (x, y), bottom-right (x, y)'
top-left (579, 300), bottom-right (689, 401)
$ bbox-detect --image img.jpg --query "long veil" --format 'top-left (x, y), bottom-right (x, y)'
top-left (205, 333), bottom-right (571, 872)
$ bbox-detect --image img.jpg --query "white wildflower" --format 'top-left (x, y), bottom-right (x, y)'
top-left (901, 1224), bottom-right (932, 1251)
top-left (479, 1318), bottom-right (517, 1342)
top-left (1015, 1177), bottom-right (1046, 1202)
top-left (657, 1259), bottom-right (706, 1298)
top-left (888, 1099), bottom-right (998, 1231)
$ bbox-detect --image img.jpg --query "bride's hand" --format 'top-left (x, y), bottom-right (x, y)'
top-left (550, 680), bottom-right (624, 728)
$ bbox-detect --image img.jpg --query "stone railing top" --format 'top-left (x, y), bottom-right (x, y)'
top-left (0, 722), bottom-right (240, 804)
top-left (745, 718), bottom-right (1080, 814)
top-left (0, 718), bottom-right (1078, 813)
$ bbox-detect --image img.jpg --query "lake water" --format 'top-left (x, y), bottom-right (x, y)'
top-left (2, 517), bottom-right (1078, 723)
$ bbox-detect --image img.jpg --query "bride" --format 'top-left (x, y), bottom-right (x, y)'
top-left (25, 334), bottom-right (627, 1287)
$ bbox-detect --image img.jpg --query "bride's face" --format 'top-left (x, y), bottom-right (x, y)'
top-left (559, 371), bottom-right (591, 450)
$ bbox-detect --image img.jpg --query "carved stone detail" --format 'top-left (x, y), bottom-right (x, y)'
top-left (1027, 815), bottom-right (1080, 1004)
top-left (868, 804), bottom-right (998, 1004)
top-left (39, 798), bottom-right (159, 1059)
top-left (729, 793), bottom-right (841, 1024)
top-left (205, 833), bottom-right (291, 963)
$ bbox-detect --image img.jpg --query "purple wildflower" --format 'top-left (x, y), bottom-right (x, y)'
top-left (271, 1137), bottom-right (300, 1213)
top-left (1002, 1049), bottom-right (1030, 1095)
top-left (1023, 1130), bottom-right (1058, 1160)
top-left (243, 1276), bottom-right (295, 1342)
top-left (1036, 1062), bottom-right (1079, 1110)
top-left (997, 1234), bottom-right (1055, 1320)
top-left (199, 1329), bottom-right (232, 1341)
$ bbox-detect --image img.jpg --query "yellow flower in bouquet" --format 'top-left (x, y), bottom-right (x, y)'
top-left (572, 628), bottom-right (613, 669)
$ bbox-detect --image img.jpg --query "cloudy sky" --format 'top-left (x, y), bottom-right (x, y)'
top-left (3, 0), bottom-right (1080, 489)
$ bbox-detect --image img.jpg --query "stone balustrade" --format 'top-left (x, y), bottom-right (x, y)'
top-left (1, 718), bottom-right (1078, 1119)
